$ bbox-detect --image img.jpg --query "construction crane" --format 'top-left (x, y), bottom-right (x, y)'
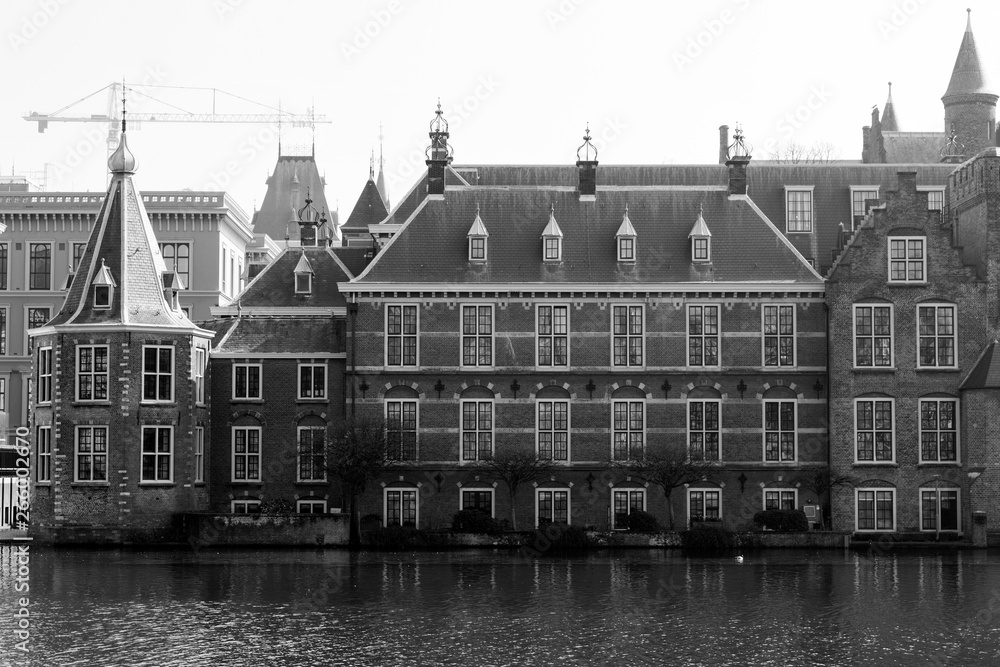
top-left (24, 81), bottom-right (331, 159)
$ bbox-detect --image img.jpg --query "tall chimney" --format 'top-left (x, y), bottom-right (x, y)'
top-left (725, 124), bottom-right (752, 196)
top-left (576, 125), bottom-right (598, 199)
top-left (718, 125), bottom-right (729, 165)
top-left (425, 101), bottom-right (452, 196)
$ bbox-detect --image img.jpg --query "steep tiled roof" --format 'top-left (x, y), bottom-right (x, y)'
top-left (341, 178), bottom-right (389, 235)
top-left (960, 341), bottom-right (1000, 389)
top-left (236, 246), bottom-right (353, 308)
top-left (943, 11), bottom-right (995, 99)
top-left (881, 84), bottom-right (898, 131)
top-left (252, 155), bottom-right (332, 242)
top-left (330, 247), bottom-right (370, 278)
top-left (351, 187), bottom-right (820, 286)
top-left (881, 132), bottom-right (948, 164)
top-left (214, 317), bottom-right (343, 354)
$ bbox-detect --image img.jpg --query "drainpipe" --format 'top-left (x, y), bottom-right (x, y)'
top-left (348, 297), bottom-right (358, 419)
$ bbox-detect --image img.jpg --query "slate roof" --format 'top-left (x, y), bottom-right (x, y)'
top-left (881, 86), bottom-right (899, 132)
top-left (236, 245), bottom-right (354, 308)
top-left (331, 247), bottom-right (371, 277)
top-left (214, 317), bottom-right (343, 354)
top-left (252, 155), bottom-right (332, 242)
top-left (351, 187), bottom-right (821, 287)
top-left (960, 340), bottom-right (1000, 389)
top-left (341, 177), bottom-right (389, 236)
top-left (943, 12), bottom-right (995, 99)
top-left (881, 132), bottom-right (948, 164)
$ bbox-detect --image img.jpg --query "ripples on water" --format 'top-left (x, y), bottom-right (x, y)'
top-left (2, 547), bottom-right (1000, 666)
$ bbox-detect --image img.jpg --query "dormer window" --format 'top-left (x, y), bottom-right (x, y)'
top-left (616, 205), bottom-right (637, 262)
top-left (294, 252), bottom-right (314, 294)
top-left (688, 205), bottom-right (712, 263)
top-left (467, 204), bottom-right (489, 262)
top-left (542, 205), bottom-right (563, 262)
top-left (91, 258), bottom-right (116, 310)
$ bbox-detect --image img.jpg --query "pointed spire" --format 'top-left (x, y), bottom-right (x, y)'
top-left (689, 204), bottom-right (712, 238)
top-left (467, 203), bottom-right (489, 237)
top-left (108, 83), bottom-right (137, 174)
top-left (369, 149), bottom-right (375, 180)
top-left (376, 123), bottom-right (390, 210)
top-left (944, 9), bottom-right (994, 99)
top-left (542, 204), bottom-right (563, 237)
top-left (616, 204), bottom-right (637, 237)
top-left (880, 82), bottom-right (898, 131)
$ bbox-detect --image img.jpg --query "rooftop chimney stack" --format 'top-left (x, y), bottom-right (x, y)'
top-left (425, 101), bottom-right (453, 196)
top-left (718, 125), bottom-right (729, 165)
top-left (576, 125), bottom-right (598, 199)
top-left (725, 124), bottom-right (752, 196)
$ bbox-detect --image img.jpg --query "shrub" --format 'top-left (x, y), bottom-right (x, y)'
top-left (753, 509), bottom-right (809, 532)
top-left (360, 513), bottom-right (383, 532)
top-left (625, 510), bottom-right (660, 533)
top-left (682, 523), bottom-right (736, 552)
top-left (451, 510), bottom-right (503, 534)
top-left (259, 498), bottom-right (294, 515)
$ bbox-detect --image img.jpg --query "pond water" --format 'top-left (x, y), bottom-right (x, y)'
top-left (1, 545), bottom-right (999, 666)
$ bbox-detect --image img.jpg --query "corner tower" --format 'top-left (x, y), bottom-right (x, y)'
top-left (942, 9), bottom-right (998, 156)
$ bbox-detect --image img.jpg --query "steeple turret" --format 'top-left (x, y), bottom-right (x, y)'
top-left (425, 100), bottom-right (453, 196)
top-left (942, 9), bottom-right (998, 155)
top-left (880, 82), bottom-right (898, 132)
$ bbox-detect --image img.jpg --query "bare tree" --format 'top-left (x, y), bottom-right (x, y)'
top-left (616, 446), bottom-right (719, 530)
top-left (797, 468), bottom-right (856, 530)
top-left (766, 140), bottom-right (840, 163)
top-left (480, 450), bottom-right (553, 531)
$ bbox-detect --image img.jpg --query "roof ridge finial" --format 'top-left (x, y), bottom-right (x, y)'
top-left (121, 78), bottom-right (127, 133)
top-left (576, 123), bottom-right (598, 161)
top-left (887, 81), bottom-right (892, 101)
top-left (967, 7), bottom-right (972, 32)
top-left (370, 148), bottom-right (375, 179)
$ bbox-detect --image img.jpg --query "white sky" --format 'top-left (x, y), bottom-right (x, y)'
top-left (2, 0), bottom-right (995, 217)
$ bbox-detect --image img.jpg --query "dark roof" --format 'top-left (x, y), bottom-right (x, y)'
top-left (237, 246), bottom-right (353, 308)
top-left (881, 92), bottom-right (898, 132)
top-left (881, 132), bottom-right (947, 164)
top-left (354, 187), bottom-right (820, 286)
top-left (944, 14), bottom-right (994, 99)
top-left (252, 155), bottom-right (332, 241)
top-left (960, 341), bottom-right (1000, 389)
top-left (341, 178), bottom-right (389, 234)
top-left (215, 317), bottom-right (343, 354)
top-left (330, 246), bottom-right (370, 278)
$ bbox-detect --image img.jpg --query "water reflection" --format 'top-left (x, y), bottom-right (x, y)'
top-left (2, 547), bottom-right (1000, 666)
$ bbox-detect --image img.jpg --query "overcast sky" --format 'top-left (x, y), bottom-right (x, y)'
top-left (2, 0), bottom-right (995, 217)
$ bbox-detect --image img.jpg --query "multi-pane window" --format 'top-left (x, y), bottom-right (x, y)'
top-left (921, 489), bottom-right (959, 532)
top-left (537, 400), bottom-right (569, 461)
top-left (193, 348), bottom-right (206, 404)
top-left (297, 427), bottom-right (326, 481)
top-left (888, 237), bottom-right (926, 283)
top-left (194, 427), bottom-right (205, 483)
top-left (0, 307), bottom-right (6, 355)
top-left (692, 237), bottom-right (709, 261)
top-left (857, 489), bottom-right (895, 531)
top-left (618, 237), bottom-right (635, 261)
top-left (688, 305), bottom-right (720, 367)
top-left (920, 399), bottom-right (958, 462)
top-left (232, 500), bottom-right (261, 514)
top-left (537, 305), bottom-right (568, 367)
top-left (763, 305), bottom-right (794, 366)
top-left (461, 489), bottom-right (494, 516)
top-left (29, 242), bottom-right (51, 290)
top-left (233, 427), bottom-right (262, 482)
top-left (386, 400), bottom-right (418, 461)
top-left (27, 307), bottom-right (50, 330)
top-left (159, 243), bottom-right (190, 288)
top-left (37, 347), bottom-right (53, 404)
top-left (612, 489), bottom-right (644, 530)
top-left (298, 363), bottom-right (327, 399)
top-left (851, 188), bottom-right (879, 228)
top-left (764, 401), bottom-right (796, 462)
top-left (469, 237), bottom-right (486, 261)
top-left (925, 190), bottom-right (945, 211)
top-left (36, 426), bottom-right (52, 483)
top-left (917, 305), bottom-right (956, 368)
top-left (72, 242), bottom-right (87, 273)
top-left (612, 305), bottom-right (643, 367)
top-left (689, 400), bottom-right (720, 461)
top-left (142, 346), bottom-right (173, 402)
top-left (386, 305), bottom-right (418, 366)
top-left (856, 399), bottom-right (895, 462)
top-left (385, 489), bottom-right (418, 527)
top-left (141, 426), bottom-right (173, 482)
top-left (233, 363), bottom-right (262, 400)
top-left (544, 237), bottom-right (561, 261)
top-left (461, 400), bottom-right (493, 461)
top-left (786, 189), bottom-right (813, 232)
top-left (689, 489), bottom-right (721, 522)
top-left (0, 243), bottom-right (7, 289)
top-left (297, 500), bottom-right (327, 514)
top-left (612, 400), bottom-right (644, 461)
top-left (764, 489), bottom-right (797, 511)
top-left (75, 426), bottom-right (108, 482)
top-left (537, 489), bottom-right (569, 525)
top-left (462, 305), bottom-right (493, 367)
top-left (854, 305), bottom-right (893, 367)
top-left (77, 345), bottom-right (109, 401)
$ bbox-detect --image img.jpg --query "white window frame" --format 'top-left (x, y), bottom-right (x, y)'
top-left (194, 426), bottom-right (205, 483)
top-left (295, 271), bottom-right (312, 294)
top-left (386, 399), bottom-right (418, 461)
top-left (193, 347), bottom-right (206, 405)
top-left (854, 398), bottom-right (895, 464)
top-left (537, 399), bottom-right (570, 462)
top-left (298, 363), bottom-right (327, 400)
top-left (37, 346), bottom-right (53, 404)
top-left (536, 304), bottom-right (569, 368)
top-left (232, 362), bottom-right (262, 400)
top-left (916, 304), bottom-right (957, 369)
top-left (232, 426), bottom-right (262, 482)
top-left (611, 488), bottom-right (646, 530)
top-left (611, 304), bottom-right (644, 368)
top-left (918, 186), bottom-right (945, 212)
top-left (543, 236), bottom-right (561, 262)
top-left (384, 487), bottom-right (419, 527)
top-left (692, 236), bottom-right (710, 262)
top-left (297, 499), bottom-right (328, 514)
top-left (459, 487), bottom-right (495, 517)
top-left (855, 488), bottom-right (896, 532)
top-left (73, 424), bottom-right (111, 484)
top-left (849, 186), bottom-right (880, 226)
top-left (919, 487), bottom-right (961, 533)
top-left (461, 304), bottom-right (494, 368)
top-left (763, 400), bottom-right (797, 463)
top-left (469, 236), bottom-right (487, 262)
top-left (918, 398), bottom-right (960, 463)
top-left (297, 425), bottom-right (326, 482)
top-left (688, 399), bottom-right (721, 462)
top-left (853, 304), bottom-right (894, 368)
top-left (687, 488), bottom-right (722, 524)
top-left (687, 304), bottom-right (720, 368)
top-left (26, 305), bottom-right (51, 332)
top-left (784, 186), bottom-right (814, 233)
top-left (76, 344), bottom-right (110, 402)
top-left (762, 304), bottom-right (795, 367)
top-left (385, 304), bottom-right (418, 368)
top-left (27, 241), bottom-right (53, 291)
top-left (0, 306), bottom-right (6, 356)
top-left (140, 425), bottom-right (173, 483)
top-left (763, 488), bottom-right (798, 511)
top-left (618, 236), bottom-right (635, 262)
top-left (158, 242), bottom-right (191, 290)
top-left (888, 236), bottom-right (926, 284)
top-left (460, 399), bottom-right (494, 462)
top-left (141, 345), bottom-right (174, 403)
top-left (36, 425), bottom-right (52, 483)
top-left (535, 488), bottom-right (571, 527)
top-left (611, 399), bottom-right (645, 461)
top-left (231, 499), bottom-right (261, 514)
